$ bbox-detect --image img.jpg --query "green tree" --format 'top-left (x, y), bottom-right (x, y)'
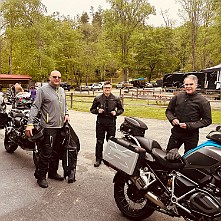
top-left (103, 0), bottom-right (154, 81)
top-left (177, 0), bottom-right (216, 71)
top-left (134, 27), bottom-right (178, 81)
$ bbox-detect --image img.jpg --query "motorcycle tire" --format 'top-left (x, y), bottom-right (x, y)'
top-left (114, 173), bottom-right (155, 220)
top-left (4, 133), bottom-right (18, 153)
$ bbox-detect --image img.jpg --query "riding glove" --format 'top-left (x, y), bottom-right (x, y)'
top-left (166, 148), bottom-right (181, 161)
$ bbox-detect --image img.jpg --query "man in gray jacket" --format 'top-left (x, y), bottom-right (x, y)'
top-left (25, 70), bottom-right (70, 188)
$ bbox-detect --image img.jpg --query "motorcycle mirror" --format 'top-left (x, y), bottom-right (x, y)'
top-left (216, 126), bottom-right (221, 132)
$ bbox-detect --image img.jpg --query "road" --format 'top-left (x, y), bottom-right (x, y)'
top-left (0, 110), bottom-right (218, 221)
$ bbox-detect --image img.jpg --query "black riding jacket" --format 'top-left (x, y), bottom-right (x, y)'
top-left (166, 91), bottom-right (212, 131)
top-left (90, 93), bottom-right (124, 120)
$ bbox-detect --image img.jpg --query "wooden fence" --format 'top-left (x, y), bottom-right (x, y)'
top-left (65, 87), bottom-right (221, 109)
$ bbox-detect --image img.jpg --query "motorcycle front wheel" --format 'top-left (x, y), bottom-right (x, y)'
top-left (4, 133), bottom-right (18, 153)
top-left (114, 173), bottom-right (155, 220)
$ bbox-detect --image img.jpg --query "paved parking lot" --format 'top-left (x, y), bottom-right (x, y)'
top-left (0, 110), bottom-right (219, 221)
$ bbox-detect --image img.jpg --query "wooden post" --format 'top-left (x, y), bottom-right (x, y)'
top-left (120, 94), bottom-right (124, 107)
top-left (70, 92), bottom-right (73, 108)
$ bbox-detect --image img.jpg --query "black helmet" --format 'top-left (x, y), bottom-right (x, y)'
top-left (28, 124), bottom-right (44, 142)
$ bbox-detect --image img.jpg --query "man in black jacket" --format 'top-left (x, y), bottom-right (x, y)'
top-left (90, 81), bottom-right (124, 167)
top-left (166, 74), bottom-right (212, 159)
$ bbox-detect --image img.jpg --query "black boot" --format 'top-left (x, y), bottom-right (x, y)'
top-left (68, 169), bottom-right (76, 183)
top-left (94, 160), bottom-right (101, 167)
top-left (37, 179), bottom-right (48, 188)
top-left (48, 172), bottom-right (64, 181)
top-left (95, 139), bottom-right (103, 167)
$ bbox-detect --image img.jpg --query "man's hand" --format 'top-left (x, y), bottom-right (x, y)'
top-left (166, 148), bottom-right (181, 161)
top-left (172, 119), bottom-right (179, 126)
top-left (98, 108), bottom-right (104, 113)
top-left (25, 125), bottom-right (34, 137)
top-left (64, 114), bottom-right (70, 122)
top-left (111, 110), bottom-right (116, 116)
top-left (179, 123), bottom-right (187, 129)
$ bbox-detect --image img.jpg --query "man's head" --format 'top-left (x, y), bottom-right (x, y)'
top-left (49, 70), bottom-right (61, 87)
top-left (103, 81), bottom-right (112, 96)
top-left (183, 74), bottom-right (198, 94)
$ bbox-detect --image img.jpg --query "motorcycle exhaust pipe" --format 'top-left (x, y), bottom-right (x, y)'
top-left (145, 192), bottom-right (165, 209)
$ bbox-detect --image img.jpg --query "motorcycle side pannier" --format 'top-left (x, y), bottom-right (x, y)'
top-left (103, 136), bottom-right (146, 176)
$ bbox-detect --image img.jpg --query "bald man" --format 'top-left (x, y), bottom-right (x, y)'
top-left (26, 70), bottom-right (70, 188)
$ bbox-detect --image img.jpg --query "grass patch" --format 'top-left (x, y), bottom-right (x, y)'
top-left (67, 96), bottom-right (221, 124)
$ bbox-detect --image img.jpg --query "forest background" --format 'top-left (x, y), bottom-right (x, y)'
top-left (0, 0), bottom-right (221, 86)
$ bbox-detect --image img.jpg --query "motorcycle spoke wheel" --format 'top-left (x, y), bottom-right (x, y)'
top-left (4, 133), bottom-right (18, 153)
top-left (114, 174), bottom-right (154, 220)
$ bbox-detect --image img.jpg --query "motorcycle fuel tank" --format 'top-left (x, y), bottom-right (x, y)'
top-left (181, 140), bottom-right (221, 185)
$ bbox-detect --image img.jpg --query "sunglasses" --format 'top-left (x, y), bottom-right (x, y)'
top-left (52, 76), bottom-right (61, 79)
top-left (184, 83), bottom-right (194, 86)
top-left (103, 86), bottom-right (111, 89)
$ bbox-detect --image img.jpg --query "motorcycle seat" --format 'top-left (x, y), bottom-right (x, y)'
top-left (151, 148), bottom-right (184, 170)
top-left (134, 136), bottom-right (161, 153)
top-left (10, 111), bottom-right (25, 118)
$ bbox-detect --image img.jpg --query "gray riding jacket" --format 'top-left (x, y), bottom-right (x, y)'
top-left (27, 83), bottom-right (68, 128)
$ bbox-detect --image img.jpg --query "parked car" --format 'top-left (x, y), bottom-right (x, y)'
top-left (99, 82), bottom-right (106, 88)
top-left (116, 82), bottom-right (123, 89)
top-left (116, 81), bottom-right (133, 89)
top-left (145, 82), bottom-right (153, 88)
top-left (88, 83), bottom-right (102, 91)
top-left (74, 85), bottom-right (89, 91)
top-left (60, 82), bottom-right (71, 91)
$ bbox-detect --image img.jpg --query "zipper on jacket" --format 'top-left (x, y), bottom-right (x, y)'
top-left (56, 87), bottom-right (63, 127)
top-left (46, 113), bottom-right (49, 123)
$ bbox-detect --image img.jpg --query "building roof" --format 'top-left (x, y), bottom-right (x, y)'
top-left (0, 74), bottom-right (32, 80)
top-left (202, 64), bottom-right (221, 73)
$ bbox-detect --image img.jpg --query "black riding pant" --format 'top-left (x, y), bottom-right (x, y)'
top-left (95, 117), bottom-right (116, 161)
top-left (35, 128), bottom-right (63, 179)
top-left (166, 127), bottom-right (199, 153)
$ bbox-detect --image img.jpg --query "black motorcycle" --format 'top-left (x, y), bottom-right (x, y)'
top-left (2, 92), bottom-right (41, 167)
top-left (4, 87), bottom-right (15, 106)
top-left (0, 92), bottom-right (7, 129)
top-left (103, 117), bottom-right (221, 221)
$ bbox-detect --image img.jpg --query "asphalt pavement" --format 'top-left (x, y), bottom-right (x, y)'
top-left (0, 110), bottom-right (219, 221)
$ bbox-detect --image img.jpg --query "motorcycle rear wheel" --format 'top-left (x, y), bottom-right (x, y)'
top-left (4, 133), bottom-right (18, 153)
top-left (114, 174), bottom-right (155, 220)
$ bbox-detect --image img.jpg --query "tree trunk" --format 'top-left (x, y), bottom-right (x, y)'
top-left (9, 43), bottom-right (12, 74)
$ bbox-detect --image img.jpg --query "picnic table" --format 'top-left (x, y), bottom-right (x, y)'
top-left (153, 93), bottom-right (174, 105)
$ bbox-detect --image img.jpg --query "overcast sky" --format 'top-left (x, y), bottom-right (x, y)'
top-left (41, 0), bottom-right (180, 26)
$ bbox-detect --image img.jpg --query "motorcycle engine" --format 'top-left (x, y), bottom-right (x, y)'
top-left (189, 191), bottom-right (221, 216)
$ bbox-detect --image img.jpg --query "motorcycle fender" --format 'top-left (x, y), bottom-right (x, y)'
top-left (113, 171), bottom-right (126, 183)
